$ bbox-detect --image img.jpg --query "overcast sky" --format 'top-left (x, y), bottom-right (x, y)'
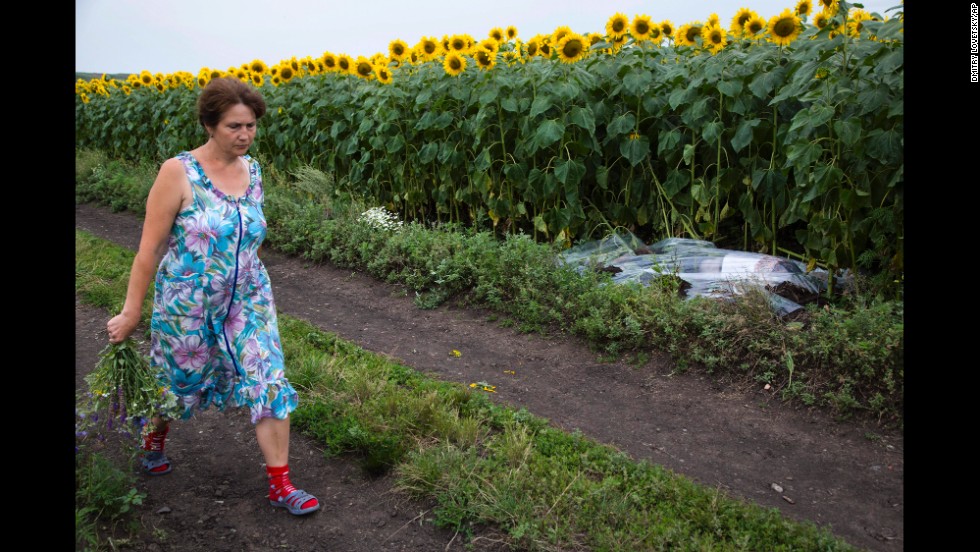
top-left (76, 0), bottom-right (898, 75)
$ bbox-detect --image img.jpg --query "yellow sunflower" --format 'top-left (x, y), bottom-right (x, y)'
top-left (730, 8), bottom-right (756, 35)
top-left (606, 12), bottom-right (629, 39)
top-left (648, 24), bottom-right (662, 44)
top-left (375, 65), bottom-right (392, 84)
top-left (389, 39), bottom-right (409, 61)
top-left (506, 25), bottom-right (518, 40)
top-left (448, 34), bottom-right (470, 53)
top-left (321, 52), bottom-right (338, 72)
top-left (80, 92), bottom-right (90, 104)
top-left (197, 74), bottom-right (209, 88)
top-left (702, 25), bottom-right (728, 54)
top-left (813, 9), bottom-right (832, 31)
top-left (209, 68), bottom-right (224, 79)
top-left (675, 23), bottom-right (704, 47)
top-left (847, 8), bottom-right (874, 38)
top-left (337, 54), bottom-right (353, 74)
top-left (489, 27), bottom-right (505, 43)
top-left (474, 45), bottom-right (496, 70)
top-left (707, 13), bottom-right (720, 28)
top-left (271, 75), bottom-right (282, 87)
top-left (745, 16), bottom-right (767, 37)
top-left (442, 51), bottom-right (466, 76)
top-left (249, 59), bottom-right (268, 75)
top-left (538, 39), bottom-right (552, 58)
top-left (631, 14), bottom-right (654, 42)
top-left (250, 72), bottom-right (264, 86)
top-left (121, 85), bottom-right (132, 96)
top-left (139, 70), bottom-right (154, 86)
top-left (479, 37), bottom-right (500, 54)
top-left (154, 82), bottom-right (166, 93)
top-left (525, 37), bottom-right (539, 57)
top-left (279, 64), bottom-right (295, 82)
top-left (816, 0), bottom-right (839, 16)
top-left (796, 0), bottom-right (813, 18)
top-left (556, 32), bottom-right (588, 63)
top-left (551, 25), bottom-right (573, 46)
top-left (610, 33), bottom-right (628, 52)
top-left (768, 9), bottom-right (802, 46)
top-left (659, 20), bottom-right (675, 40)
top-left (353, 56), bottom-right (375, 79)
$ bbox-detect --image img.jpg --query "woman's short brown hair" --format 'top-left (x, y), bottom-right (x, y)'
top-left (197, 77), bottom-right (267, 131)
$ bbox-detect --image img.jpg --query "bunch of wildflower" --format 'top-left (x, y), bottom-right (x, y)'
top-left (358, 207), bottom-right (404, 232)
top-left (77, 340), bottom-right (180, 455)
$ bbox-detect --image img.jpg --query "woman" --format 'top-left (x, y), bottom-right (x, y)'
top-left (106, 77), bottom-right (319, 516)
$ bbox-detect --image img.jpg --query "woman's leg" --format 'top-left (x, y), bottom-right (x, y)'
top-left (257, 416), bottom-right (319, 514)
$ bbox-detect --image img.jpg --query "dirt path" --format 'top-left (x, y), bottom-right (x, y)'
top-left (75, 202), bottom-right (904, 551)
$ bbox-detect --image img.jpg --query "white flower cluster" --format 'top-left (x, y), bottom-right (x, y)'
top-left (359, 206), bottom-right (404, 232)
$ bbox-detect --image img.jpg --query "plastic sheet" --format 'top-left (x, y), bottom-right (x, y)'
top-left (559, 231), bottom-right (829, 317)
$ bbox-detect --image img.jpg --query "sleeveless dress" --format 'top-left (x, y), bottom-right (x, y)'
top-left (148, 151), bottom-right (298, 424)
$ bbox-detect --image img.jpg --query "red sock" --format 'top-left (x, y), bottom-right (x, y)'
top-left (142, 425), bottom-right (170, 473)
top-left (267, 465), bottom-right (317, 509)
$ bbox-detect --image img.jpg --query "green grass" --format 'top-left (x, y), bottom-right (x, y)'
top-left (75, 230), bottom-right (861, 551)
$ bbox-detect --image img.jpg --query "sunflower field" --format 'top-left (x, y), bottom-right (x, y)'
top-left (76, 1), bottom-right (904, 291)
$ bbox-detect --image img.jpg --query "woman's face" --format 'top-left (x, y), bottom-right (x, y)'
top-left (209, 103), bottom-right (257, 154)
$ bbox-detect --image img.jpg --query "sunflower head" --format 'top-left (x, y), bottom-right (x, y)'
top-left (796, 0), bottom-right (813, 18)
top-left (659, 20), bottom-right (675, 38)
top-left (279, 65), bottom-right (295, 82)
top-left (817, 0), bottom-right (839, 16)
top-left (606, 12), bottom-right (629, 39)
top-left (139, 70), bottom-right (154, 85)
top-left (489, 27), bottom-right (505, 43)
top-left (552, 25), bottom-right (573, 45)
top-left (474, 45), bottom-right (496, 70)
top-left (249, 59), bottom-right (268, 75)
top-left (675, 23), bottom-right (703, 47)
top-left (745, 16), bottom-right (767, 37)
top-left (706, 12), bottom-right (720, 27)
top-left (419, 37), bottom-right (441, 59)
top-left (813, 10), bottom-right (832, 30)
top-left (479, 37), bottom-right (500, 54)
top-left (702, 25), bottom-right (728, 54)
top-left (538, 39), bottom-right (552, 57)
top-left (768, 8), bottom-right (802, 46)
top-left (525, 38), bottom-right (539, 57)
top-left (506, 25), bottom-right (518, 40)
top-left (730, 8), bottom-right (756, 34)
top-left (449, 34), bottom-right (469, 52)
top-left (322, 52), bottom-right (337, 71)
top-left (442, 51), bottom-right (466, 76)
top-left (631, 14), bottom-right (654, 41)
top-left (556, 32), bottom-right (587, 63)
top-left (337, 54), bottom-right (353, 73)
top-left (846, 8), bottom-right (874, 38)
top-left (250, 72), bottom-right (264, 86)
top-left (375, 65), bottom-right (392, 84)
top-left (354, 56), bottom-right (375, 79)
top-left (122, 85), bottom-right (132, 96)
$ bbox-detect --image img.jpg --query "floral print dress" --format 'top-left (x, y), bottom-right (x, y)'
top-left (149, 151), bottom-right (298, 424)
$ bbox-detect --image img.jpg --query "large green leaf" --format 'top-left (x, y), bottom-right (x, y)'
top-left (532, 120), bottom-right (565, 151)
top-left (554, 157), bottom-right (586, 187)
top-left (731, 119), bottom-right (761, 153)
top-left (620, 136), bottom-right (650, 167)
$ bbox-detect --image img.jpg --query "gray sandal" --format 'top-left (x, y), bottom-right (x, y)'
top-left (270, 489), bottom-right (320, 515)
top-left (141, 451), bottom-right (173, 476)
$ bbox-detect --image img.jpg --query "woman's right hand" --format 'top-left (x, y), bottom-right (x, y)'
top-left (107, 311), bottom-right (139, 344)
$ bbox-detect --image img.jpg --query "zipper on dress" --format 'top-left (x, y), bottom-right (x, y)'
top-left (220, 198), bottom-right (245, 375)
